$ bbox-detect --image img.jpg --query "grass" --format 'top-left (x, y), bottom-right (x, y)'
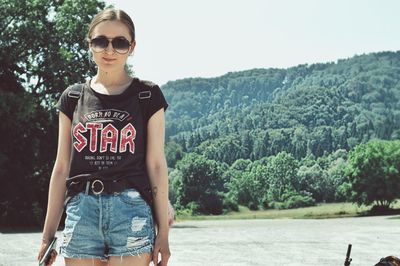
top-left (175, 201), bottom-right (400, 221)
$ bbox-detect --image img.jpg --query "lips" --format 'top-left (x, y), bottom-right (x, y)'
top-left (102, 57), bottom-right (116, 62)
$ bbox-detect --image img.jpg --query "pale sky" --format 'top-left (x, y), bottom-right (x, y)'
top-left (105, 0), bottom-right (400, 86)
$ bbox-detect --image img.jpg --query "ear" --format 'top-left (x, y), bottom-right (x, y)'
top-left (129, 40), bottom-right (136, 55)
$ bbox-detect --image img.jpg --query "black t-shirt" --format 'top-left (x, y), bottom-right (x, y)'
top-left (55, 77), bottom-right (168, 207)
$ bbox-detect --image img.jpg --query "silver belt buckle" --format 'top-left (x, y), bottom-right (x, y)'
top-left (91, 179), bottom-right (104, 195)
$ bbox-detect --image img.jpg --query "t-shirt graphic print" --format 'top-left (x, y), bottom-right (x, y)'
top-left (73, 108), bottom-right (136, 168)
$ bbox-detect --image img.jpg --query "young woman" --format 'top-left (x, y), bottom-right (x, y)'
top-left (37, 8), bottom-right (171, 266)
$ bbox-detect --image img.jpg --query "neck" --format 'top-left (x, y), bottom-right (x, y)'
top-left (93, 68), bottom-right (131, 87)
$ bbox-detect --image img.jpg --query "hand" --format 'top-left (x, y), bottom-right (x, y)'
top-left (167, 200), bottom-right (175, 227)
top-left (37, 240), bottom-right (57, 266)
top-left (152, 234), bottom-right (171, 266)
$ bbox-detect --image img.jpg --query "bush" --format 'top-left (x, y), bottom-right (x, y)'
top-left (248, 201), bottom-right (259, 210)
top-left (222, 196), bottom-right (239, 212)
top-left (268, 201), bottom-right (285, 210)
top-left (187, 201), bottom-right (201, 215)
top-left (269, 192), bottom-right (316, 209)
top-left (261, 197), bottom-right (270, 209)
top-left (284, 194), bottom-right (316, 209)
top-left (200, 192), bottom-right (224, 215)
top-left (335, 182), bottom-right (352, 202)
top-left (175, 208), bottom-right (194, 217)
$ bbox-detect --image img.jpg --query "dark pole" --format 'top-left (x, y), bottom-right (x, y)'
top-left (344, 244), bottom-right (352, 266)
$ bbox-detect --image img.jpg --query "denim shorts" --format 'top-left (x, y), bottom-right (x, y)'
top-left (59, 187), bottom-right (156, 261)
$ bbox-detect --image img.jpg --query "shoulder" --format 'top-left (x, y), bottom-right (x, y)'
top-left (134, 77), bottom-right (161, 90)
top-left (60, 82), bottom-right (85, 98)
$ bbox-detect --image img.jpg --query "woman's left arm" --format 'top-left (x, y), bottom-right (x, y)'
top-left (146, 107), bottom-right (171, 265)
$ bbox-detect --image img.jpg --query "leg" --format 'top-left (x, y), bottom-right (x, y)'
top-left (108, 252), bottom-right (152, 266)
top-left (65, 258), bottom-right (108, 266)
top-left (107, 189), bottom-right (156, 265)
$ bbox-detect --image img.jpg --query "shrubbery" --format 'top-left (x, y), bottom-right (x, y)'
top-left (267, 192), bottom-right (316, 210)
top-left (171, 140), bottom-right (400, 216)
top-left (283, 192), bottom-right (316, 209)
top-left (222, 196), bottom-right (239, 212)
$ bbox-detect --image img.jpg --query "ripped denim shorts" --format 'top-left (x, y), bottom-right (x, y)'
top-left (59, 188), bottom-right (156, 261)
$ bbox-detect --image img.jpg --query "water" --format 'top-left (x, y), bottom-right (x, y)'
top-left (0, 216), bottom-right (399, 266)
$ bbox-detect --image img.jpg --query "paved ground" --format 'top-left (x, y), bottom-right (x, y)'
top-left (0, 215), bottom-right (399, 265)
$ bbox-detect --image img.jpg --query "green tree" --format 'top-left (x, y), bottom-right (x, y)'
top-left (297, 164), bottom-right (327, 202)
top-left (174, 153), bottom-right (225, 214)
top-left (346, 140), bottom-right (400, 208)
top-left (266, 152), bottom-right (299, 202)
top-left (325, 150), bottom-right (350, 202)
top-left (165, 140), bottom-right (184, 168)
top-left (252, 130), bottom-right (269, 160)
top-left (225, 158), bottom-right (268, 210)
top-left (1, 0), bottom-right (105, 98)
top-left (0, 0), bottom-right (106, 227)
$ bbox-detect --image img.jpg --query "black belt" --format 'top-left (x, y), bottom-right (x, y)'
top-left (68, 175), bottom-right (132, 196)
top-left (64, 174), bottom-right (155, 210)
top-left (85, 178), bottom-right (130, 195)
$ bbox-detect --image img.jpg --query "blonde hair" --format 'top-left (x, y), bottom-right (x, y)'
top-left (86, 8), bottom-right (135, 44)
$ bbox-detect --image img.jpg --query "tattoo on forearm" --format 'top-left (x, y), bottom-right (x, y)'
top-left (152, 186), bottom-right (158, 198)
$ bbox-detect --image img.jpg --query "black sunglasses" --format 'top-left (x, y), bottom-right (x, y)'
top-left (90, 36), bottom-right (132, 54)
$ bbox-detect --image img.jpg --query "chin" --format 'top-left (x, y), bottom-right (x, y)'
top-left (98, 63), bottom-right (121, 69)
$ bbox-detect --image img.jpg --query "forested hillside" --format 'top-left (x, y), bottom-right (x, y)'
top-left (160, 52), bottom-right (400, 215)
top-left (162, 51), bottom-right (400, 166)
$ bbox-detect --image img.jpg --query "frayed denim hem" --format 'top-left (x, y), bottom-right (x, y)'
top-left (59, 247), bottom-right (108, 261)
top-left (107, 245), bottom-right (153, 258)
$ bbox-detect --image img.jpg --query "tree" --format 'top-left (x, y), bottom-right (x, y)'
top-left (346, 140), bottom-right (400, 208)
top-left (297, 164), bottom-right (327, 202)
top-left (174, 153), bottom-right (225, 214)
top-left (1, 0), bottom-right (106, 98)
top-left (266, 152), bottom-right (299, 202)
top-left (225, 158), bottom-right (268, 210)
top-left (165, 140), bottom-right (184, 168)
top-left (252, 130), bottom-right (269, 160)
top-left (0, 0), bottom-right (106, 227)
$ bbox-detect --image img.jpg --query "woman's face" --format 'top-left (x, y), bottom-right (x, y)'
top-left (89, 20), bottom-right (135, 71)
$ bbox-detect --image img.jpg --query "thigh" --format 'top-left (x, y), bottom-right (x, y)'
top-left (65, 258), bottom-right (108, 266)
top-left (108, 252), bottom-right (152, 266)
top-left (106, 188), bottom-right (156, 257)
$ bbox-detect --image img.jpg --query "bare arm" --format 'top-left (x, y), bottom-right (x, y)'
top-left (146, 108), bottom-right (169, 237)
top-left (41, 111), bottom-right (71, 242)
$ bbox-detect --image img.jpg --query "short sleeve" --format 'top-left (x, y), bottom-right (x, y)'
top-left (54, 87), bottom-right (75, 120)
top-left (146, 84), bottom-right (169, 121)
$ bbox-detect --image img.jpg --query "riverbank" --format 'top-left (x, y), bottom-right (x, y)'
top-left (176, 201), bottom-right (400, 221)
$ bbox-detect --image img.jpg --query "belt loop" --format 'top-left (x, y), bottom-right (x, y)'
top-left (85, 181), bottom-right (90, 195)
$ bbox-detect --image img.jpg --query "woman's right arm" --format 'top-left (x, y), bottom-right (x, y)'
top-left (39, 111), bottom-right (71, 248)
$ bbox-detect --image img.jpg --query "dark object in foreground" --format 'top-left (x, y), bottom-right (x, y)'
top-left (344, 244), bottom-right (352, 266)
top-left (39, 237), bottom-right (57, 266)
top-left (375, 256), bottom-right (400, 266)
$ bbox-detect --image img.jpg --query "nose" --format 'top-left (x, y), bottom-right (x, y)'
top-left (104, 41), bottom-right (115, 54)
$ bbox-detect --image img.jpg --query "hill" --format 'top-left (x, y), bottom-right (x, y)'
top-left (161, 51), bottom-right (400, 166)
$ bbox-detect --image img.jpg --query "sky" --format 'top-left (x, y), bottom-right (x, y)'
top-left (105, 0), bottom-right (400, 86)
